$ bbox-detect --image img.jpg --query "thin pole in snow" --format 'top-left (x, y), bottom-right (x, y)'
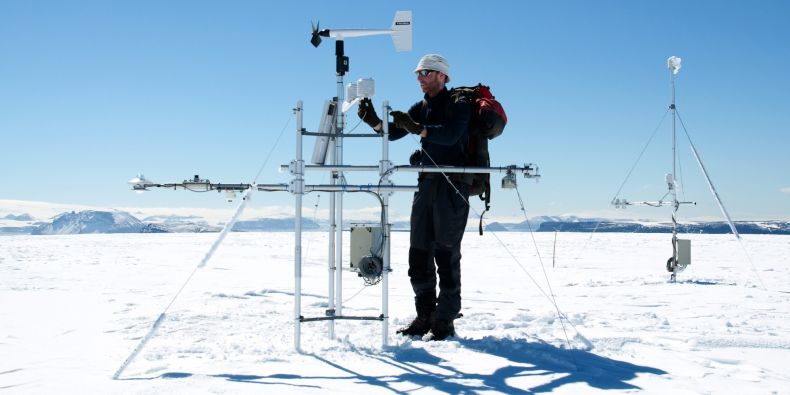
top-left (553, 231), bottom-right (557, 268)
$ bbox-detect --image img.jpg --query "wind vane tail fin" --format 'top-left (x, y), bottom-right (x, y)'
top-left (391, 11), bottom-right (412, 52)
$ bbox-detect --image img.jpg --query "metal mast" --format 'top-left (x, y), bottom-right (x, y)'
top-left (669, 58), bottom-right (680, 280)
top-left (611, 56), bottom-right (696, 282)
top-left (612, 56), bottom-right (741, 281)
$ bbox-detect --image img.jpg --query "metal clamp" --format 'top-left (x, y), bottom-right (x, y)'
top-left (289, 160), bottom-right (305, 175)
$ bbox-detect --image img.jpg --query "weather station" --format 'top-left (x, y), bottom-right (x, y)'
top-left (611, 56), bottom-right (740, 282)
top-left (116, 10), bottom-right (541, 379)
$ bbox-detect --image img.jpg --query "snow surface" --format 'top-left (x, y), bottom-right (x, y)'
top-left (1, 232), bottom-right (789, 394)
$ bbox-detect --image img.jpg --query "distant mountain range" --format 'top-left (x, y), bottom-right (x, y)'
top-left (31, 210), bottom-right (167, 235)
top-left (3, 210), bottom-right (330, 235)
top-left (0, 212), bottom-right (45, 235)
top-left (4, 213), bottom-right (34, 221)
top-left (1, 210), bottom-right (788, 235)
top-left (486, 219), bottom-right (790, 235)
top-left (142, 214), bottom-right (220, 233)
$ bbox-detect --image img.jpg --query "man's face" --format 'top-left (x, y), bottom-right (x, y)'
top-left (417, 69), bottom-right (445, 95)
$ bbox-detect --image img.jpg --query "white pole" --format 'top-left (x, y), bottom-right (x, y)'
top-left (670, 69), bottom-right (679, 272)
top-left (294, 101), bottom-right (304, 351)
top-left (335, 75), bottom-right (345, 319)
top-left (381, 100), bottom-right (391, 346)
top-left (327, 137), bottom-right (336, 339)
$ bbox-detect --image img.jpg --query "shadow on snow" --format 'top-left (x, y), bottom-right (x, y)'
top-left (142, 336), bottom-right (665, 393)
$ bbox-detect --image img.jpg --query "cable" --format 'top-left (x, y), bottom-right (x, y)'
top-left (571, 221), bottom-right (603, 263)
top-left (403, 134), bottom-right (585, 349)
top-left (252, 113), bottom-right (294, 184)
top-left (736, 238), bottom-right (768, 291)
top-left (182, 186), bottom-right (213, 193)
top-left (115, 111), bottom-right (295, 379)
top-left (343, 285), bottom-right (368, 304)
top-left (344, 117), bottom-right (365, 135)
top-left (114, 187), bottom-right (253, 379)
top-left (514, 186), bottom-right (574, 349)
top-left (675, 110), bottom-right (767, 290)
top-left (611, 109), bottom-right (670, 203)
top-left (301, 194), bottom-right (322, 268)
top-left (571, 110), bottom-right (674, 263)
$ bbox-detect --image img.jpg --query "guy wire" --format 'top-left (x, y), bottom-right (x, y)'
top-left (675, 110), bottom-right (767, 291)
top-left (611, 109), bottom-right (670, 203)
top-left (252, 113), bottom-right (294, 183)
top-left (115, 111), bottom-right (294, 379)
top-left (575, 109), bottom-right (672, 264)
top-left (113, 187), bottom-right (253, 379)
top-left (301, 194), bottom-right (322, 271)
top-left (402, 134), bottom-right (584, 349)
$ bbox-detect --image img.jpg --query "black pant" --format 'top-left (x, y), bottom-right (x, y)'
top-left (408, 176), bottom-right (470, 321)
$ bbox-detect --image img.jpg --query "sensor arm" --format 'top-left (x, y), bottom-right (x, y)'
top-left (611, 198), bottom-right (696, 209)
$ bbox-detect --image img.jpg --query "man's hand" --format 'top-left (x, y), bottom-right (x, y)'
top-left (391, 111), bottom-right (424, 135)
top-left (357, 98), bottom-right (382, 130)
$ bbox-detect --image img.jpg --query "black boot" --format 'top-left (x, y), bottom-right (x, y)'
top-left (430, 319), bottom-right (456, 341)
top-left (396, 313), bottom-right (433, 337)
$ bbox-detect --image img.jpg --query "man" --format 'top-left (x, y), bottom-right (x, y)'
top-left (357, 54), bottom-right (471, 340)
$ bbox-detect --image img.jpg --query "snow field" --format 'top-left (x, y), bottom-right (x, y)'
top-left (1, 232), bottom-right (789, 393)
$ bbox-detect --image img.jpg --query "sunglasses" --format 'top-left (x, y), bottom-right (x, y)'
top-left (416, 70), bottom-right (436, 77)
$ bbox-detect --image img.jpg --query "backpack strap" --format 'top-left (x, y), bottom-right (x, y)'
top-left (478, 183), bottom-right (491, 235)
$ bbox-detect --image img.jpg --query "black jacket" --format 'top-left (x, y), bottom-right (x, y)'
top-left (387, 87), bottom-right (471, 166)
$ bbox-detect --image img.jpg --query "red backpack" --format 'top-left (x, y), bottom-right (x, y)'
top-left (449, 84), bottom-right (507, 234)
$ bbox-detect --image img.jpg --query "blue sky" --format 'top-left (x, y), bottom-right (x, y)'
top-left (1, 1), bottom-right (788, 221)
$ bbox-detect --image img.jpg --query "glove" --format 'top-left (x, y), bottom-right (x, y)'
top-left (409, 149), bottom-right (422, 165)
top-left (391, 111), bottom-right (423, 134)
top-left (357, 98), bottom-right (382, 129)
